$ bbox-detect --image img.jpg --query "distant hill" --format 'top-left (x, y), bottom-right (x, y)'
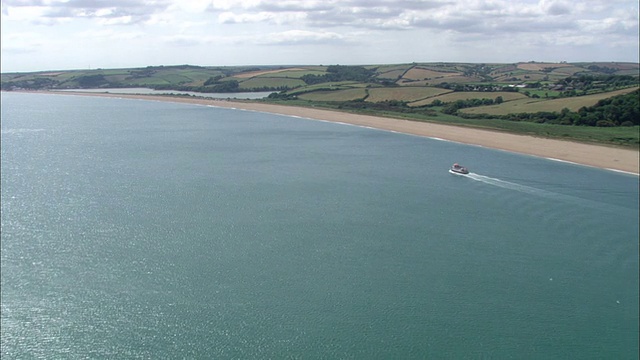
top-left (2, 62), bottom-right (639, 145)
top-left (2, 62), bottom-right (638, 92)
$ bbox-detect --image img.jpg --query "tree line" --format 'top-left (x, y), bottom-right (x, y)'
top-left (301, 65), bottom-right (376, 85)
top-left (434, 96), bottom-right (505, 114)
top-left (459, 90), bottom-right (639, 127)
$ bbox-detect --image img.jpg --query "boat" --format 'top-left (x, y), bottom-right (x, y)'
top-left (449, 163), bottom-right (469, 175)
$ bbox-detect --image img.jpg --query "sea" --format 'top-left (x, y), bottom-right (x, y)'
top-left (1, 91), bottom-right (638, 359)
top-left (57, 88), bottom-right (273, 100)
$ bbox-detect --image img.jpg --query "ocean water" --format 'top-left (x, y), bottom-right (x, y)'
top-left (1, 92), bottom-right (638, 359)
top-left (58, 88), bottom-right (273, 99)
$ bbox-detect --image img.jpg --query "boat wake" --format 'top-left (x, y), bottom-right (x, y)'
top-left (464, 173), bottom-right (552, 197)
top-left (1, 128), bottom-right (46, 134)
top-left (461, 172), bottom-right (627, 213)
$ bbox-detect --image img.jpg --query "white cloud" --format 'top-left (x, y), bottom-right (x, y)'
top-left (218, 11), bottom-right (306, 25)
top-left (256, 30), bottom-right (347, 45)
top-left (0, 0), bottom-right (638, 71)
top-left (0, 31), bottom-right (44, 53)
top-left (163, 35), bottom-right (210, 46)
top-left (0, 3), bottom-right (47, 20)
top-left (76, 28), bottom-right (145, 40)
top-left (170, 0), bottom-right (214, 12)
top-left (99, 15), bottom-right (134, 25)
top-left (1, 0), bottom-right (172, 23)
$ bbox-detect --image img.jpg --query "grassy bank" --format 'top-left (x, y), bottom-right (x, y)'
top-left (257, 98), bottom-right (640, 148)
top-left (4, 61), bottom-right (637, 149)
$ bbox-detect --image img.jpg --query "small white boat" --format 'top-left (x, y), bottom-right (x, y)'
top-left (449, 163), bottom-right (469, 175)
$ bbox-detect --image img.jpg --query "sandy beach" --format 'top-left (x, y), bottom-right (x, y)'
top-left (37, 91), bottom-right (640, 175)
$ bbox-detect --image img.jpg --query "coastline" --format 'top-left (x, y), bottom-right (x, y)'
top-left (18, 91), bottom-right (640, 175)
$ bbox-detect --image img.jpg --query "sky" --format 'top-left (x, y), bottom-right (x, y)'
top-left (1, 0), bottom-right (638, 72)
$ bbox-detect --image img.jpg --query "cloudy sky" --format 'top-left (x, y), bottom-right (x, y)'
top-left (1, 0), bottom-right (638, 72)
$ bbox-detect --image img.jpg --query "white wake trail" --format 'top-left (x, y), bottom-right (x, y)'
top-left (461, 172), bottom-right (628, 213)
top-left (464, 173), bottom-right (553, 197)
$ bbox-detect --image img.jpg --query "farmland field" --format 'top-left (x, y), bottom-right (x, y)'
top-left (377, 69), bottom-right (406, 80)
top-left (579, 62), bottom-right (639, 70)
top-left (366, 87), bottom-right (451, 102)
top-left (118, 76), bottom-right (172, 86)
top-left (2, 62), bottom-right (639, 147)
top-left (238, 77), bottom-right (305, 89)
top-left (287, 82), bottom-right (363, 95)
top-left (297, 88), bottom-right (367, 101)
top-left (419, 63), bottom-right (469, 72)
top-left (490, 65), bottom-right (518, 74)
top-left (234, 68), bottom-right (311, 78)
top-left (180, 71), bottom-right (223, 82)
top-left (402, 67), bottom-right (461, 81)
top-left (416, 75), bottom-right (483, 85)
top-left (98, 69), bottom-right (131, 76)
top-left (157, 74), bottom-right (193, 84)
top-left (549, 66), bottom-right (586, 76)
top-left (410, 91), bottom-right (527, 106)
top-left (374, 64), bottom-right (412, 74)
top-left (253, 70), bottom-right (326, 78)
top-left (516, 62), bottom-right (574, 71)
top-left (614, 69), bottom-right (640, 76)
top-left (461, 87), bottom-right (639, 115)
top-left (491, 73), bottom-right (561, 82)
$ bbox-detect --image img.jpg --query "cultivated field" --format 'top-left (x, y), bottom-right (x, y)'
top-left (366, 87), bottom-right (451, 102)
top-left (287, 82), bottom-right (364, 95)
top-left (415, 75), bottom-right (483, 85)
top-left (297, 88), bottom-right (367, 102)
top-left (4, 61), bottom-right (638, 148)
top-left (491, 72), bottom-right (561, 82)
top-left (234, 67), bottom-right (311, 78)
top-left (549, 66), bottom-right (587, 76)
top-left (238, 77), bottom-right (306, 89)
top-left (377, 69), bottom-right (406, 80)
top-left (409, 91), bottom-right (527, 106)
top-left (252, 70), bottom-right (326, 78)
top-left (516, 62), bottom-right (574, 71)
top-left (401, 67), bottom-right (462, 81)
top-left (461, 87), bottom-right (639, 115)
top-left (374, 64), bottom-right (412, 73)
top-left (582, 62), bottom-right (639, 70)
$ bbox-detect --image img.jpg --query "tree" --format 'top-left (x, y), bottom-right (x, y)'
top-left (203, 75), bottom-right (223, 86)
top-left (76, 74), bottom-right (107, 88)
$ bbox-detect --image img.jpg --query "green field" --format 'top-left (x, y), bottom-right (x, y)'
top-left (238, 77), bottom-right (305, 89)
top-left (270, 99), bottom-right (639, 147)
top-left (462, 87), bottom-right (639, 115)
top-left (366, 87), bottom-right (451, 102)
top-left (402, 67), bottom-right (461, 81)
top-left (376, 69), bottom-right (406, 80)
top-left (2, 61), bottom-right (639, 147)
top-left (297, 88), bottom-right (367, 102)
top-left (410, 91), bottom-right (527, 106)
top-left (287, 82), bottom-right (364, 95)
top-left (254, 70), bottom-right (326, 78)
top-left (417, 75), bottom-right (484, 85)
top-left (374, 64), bottom-right (413, 74)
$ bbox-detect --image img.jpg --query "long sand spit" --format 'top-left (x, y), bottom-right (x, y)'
top-left (35, 91), bottom-right (640, 175)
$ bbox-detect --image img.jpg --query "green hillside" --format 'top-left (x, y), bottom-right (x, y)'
top-left (2, 62), bottom-right (639, 147)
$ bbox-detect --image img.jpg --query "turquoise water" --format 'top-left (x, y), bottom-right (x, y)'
top-left (1, 92), bottom-right (638, 359)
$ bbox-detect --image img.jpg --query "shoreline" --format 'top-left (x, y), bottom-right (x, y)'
top-left (14, 90), bottom-right (640, 175)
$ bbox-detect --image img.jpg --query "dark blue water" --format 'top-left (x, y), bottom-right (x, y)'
top-left (2, 92), bottom-right (638, 358)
